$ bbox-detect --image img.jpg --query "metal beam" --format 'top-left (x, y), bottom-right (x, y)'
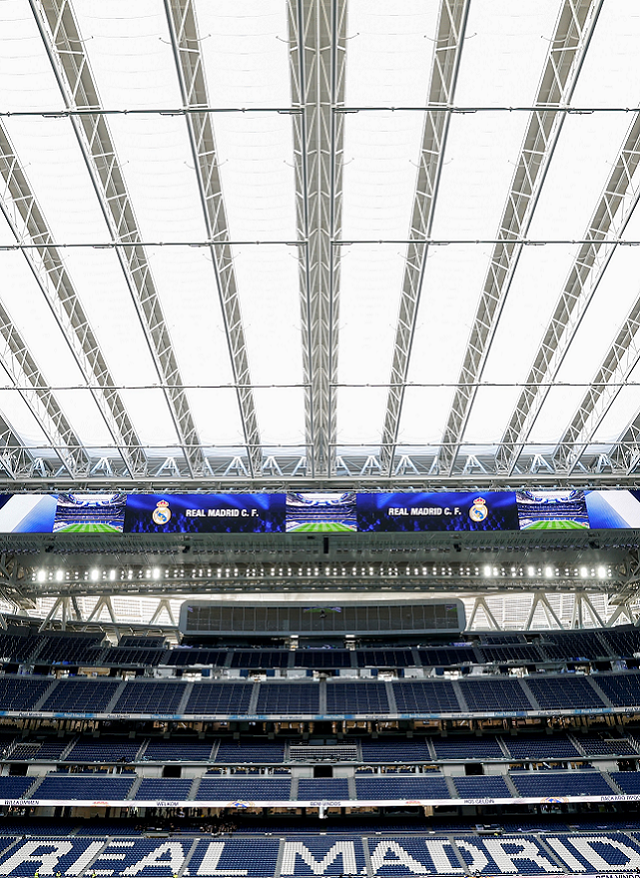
top-left (0, 123), bottom-right (147, 477)
top-left (288, 0), bottom-right (347, 477)
top-left (496, 114), bottom-right (640, 476)
top-left (0, 299), bottom-right (87, 477)
top-left (439, 0), bottom-right (603, 475)
top-left (380, 0), bottom-right (470, 475)
top-left (31, 0), bottom-right (205, 478)
top-left (163, 0), bottom-right (262, 477)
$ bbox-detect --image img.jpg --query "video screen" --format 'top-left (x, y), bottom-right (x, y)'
top-left (516, 490), bottom-right (589, 530)
top-left (53, 494), bottom-right (127, 533)
top-left (286, 492), bottom-right (357, 532)
top-left (124, 494), bottom-right (285, 534)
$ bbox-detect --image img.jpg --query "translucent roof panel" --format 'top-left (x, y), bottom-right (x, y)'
top-left (0, 0), bottom-right (640, 484)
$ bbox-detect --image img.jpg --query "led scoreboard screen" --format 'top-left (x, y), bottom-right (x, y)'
top-left (357, 491), bottom-right (520, 533)
top-left (123, 493), bottom-right (286, 534)
top-left (0, 489), bottom-right (640, 534)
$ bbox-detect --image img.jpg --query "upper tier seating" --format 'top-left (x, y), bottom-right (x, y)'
top-left (477, 644), bottom-right (544, 663)
top-left (34, 634), bottom-right (103, 665)
top-left (326, 682), bottom-right (390, 714)
top-left (194, 777), bottom-right (292, 801)
top-left (361, 738), bottom-right (432, 763)
top-left (0, 776), bottom-right (37, 797)
top-left (0, 676), bottom-right (50, 711)
top-left (431, 737), bottom-right (504, 760)
top-left (185, 682), bottom-right (252, 714)
top-left (215, 741), bottom-right (285, 763)
top-left (255, 683), bottom-right (319, 715)
top-left (458, 677), bottom-right (532, 712)
top-left (33, 773), bottom-right (135, 800)
top-left (503, 734), bottom-right (581, 760)
top-left (231, 650), bottom-right (290, 668)
top-left (524, 675), bottom-right (605, 710)
top-left (40, 679), bottom-right (120, 713)
top-left (144, 740), bottom-right (215, 761)
top-left (538, 631), bottom-right (609, 660)
top-left (510, 770), bottom-right (614, 797)
top-left (98, 648), bottom-right (166, 667)
top-left (112, 681), bottom-right (185, 715)
top-left (64, 738), bottom-right (142, 762)
top-left (297, 778), bottom-right (350, 799)
top-left (165, 648), bottom-right (227, 666)
top-left (355, 775), bottom-right (450, 799)
top-left (134, 778), bottom-right (194, 800)
top-left (452, 775), bottom-right (512, 798)
top-left (0, 670), bottom-right (639, 720)
top-left (393, 680), bottom-right (461, 713)
top-left (356, 649), bottom-right (415, 668)
top-left (417, 647), bottom-right (477, 666)
top-left (592, 672), bottom-right (640, 707)
top-left (293, 650), bottom-right (352, 668)
top-left (574, 733), bottom-right (638, 756)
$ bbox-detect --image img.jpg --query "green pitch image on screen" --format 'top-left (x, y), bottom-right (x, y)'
top-left (522, 520), bottom-right (589, 530)
top-left (287, 521), bottom-right (357, 532)
top-left (55, 523), bottom-right (122, 533)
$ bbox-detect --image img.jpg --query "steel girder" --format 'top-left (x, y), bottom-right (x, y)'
top-left (380, 0), bottom-right (470, 477)
top-left (30, 0), bottom-right (205, 478)
top-left (163, 0), bottom-right (261, 478)
top-left (609, 412), bottom-right (640, 476)
top-left (556, 297), bottom-right (640, 476)
top-left (288, 0), bottom-right (346, 478)
top-left (0, 124), bottom-right (146, 477)
top-left (439, 0), bottom-right (603, 476)
top-left (0, 294), bottom-right (86, 477)
top-left (497, 114), bottom-right (640, 477)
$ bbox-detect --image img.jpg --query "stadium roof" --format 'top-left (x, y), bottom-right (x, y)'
top-left (0, 0), bottom-right (639, 492)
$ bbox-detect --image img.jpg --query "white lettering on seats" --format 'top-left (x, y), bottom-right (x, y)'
top-left (281, 842), bottom-right (357, 875)
top-left (569, 837), bottom-right (640, 871)
top-left (369, 841), bottom-right (431, 875)
top-left (483, 839), bottom-right (562, 873)
top-left (0, 841), bottom-right (74, 875)
top-left (122, 843), bottom-right (186, 876)
top-left (196, 842), bottom-right (247, 876)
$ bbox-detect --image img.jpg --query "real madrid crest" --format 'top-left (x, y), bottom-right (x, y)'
top-left (152, 499), bottom-right (172, 525)
top-left (469, 497), bottom-right (488, 522)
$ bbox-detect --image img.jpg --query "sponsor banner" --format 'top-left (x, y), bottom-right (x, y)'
top-left (4, 794), bottom-right (640, 809)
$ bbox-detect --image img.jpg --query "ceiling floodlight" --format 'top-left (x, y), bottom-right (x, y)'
top-left (37, 569), bottom-right (46, 583)
top-left (90, 568), bottom-right (99, 581)
top-left (152, 567), bottom-right (160, 580)
top-left (544, 566), bottom-right (554, 578)
top-left (109, 570), bottom-right (116, 581)
top-left (580, 566), bottom-right (589, 578)
top-left (527, 566), bottom-right (536, 577)
top-left (483, 565), bottom-right (492, 577)
top-left (55, 570), bottom-right (63, 582)
top-left (597, 566), bottom-right (607, 578)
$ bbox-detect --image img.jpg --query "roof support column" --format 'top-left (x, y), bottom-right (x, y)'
top-left (288, 0), bottom-right (346, 478)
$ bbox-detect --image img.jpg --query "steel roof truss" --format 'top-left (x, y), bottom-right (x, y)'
top-left (439, 0), bottom-right (603, 476)
top-left (0, 124), bottom-right (147, 477)
top-left (163, 0), bottom-right (261, 478)
top-left (498, 114), bottom-right (640, 476)
top-left (288, 0), bottom-right (346, 478)
top-left (31, 0), bottom-right (205, 478)
top-left (380, 0), bottom-right (471, 476)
